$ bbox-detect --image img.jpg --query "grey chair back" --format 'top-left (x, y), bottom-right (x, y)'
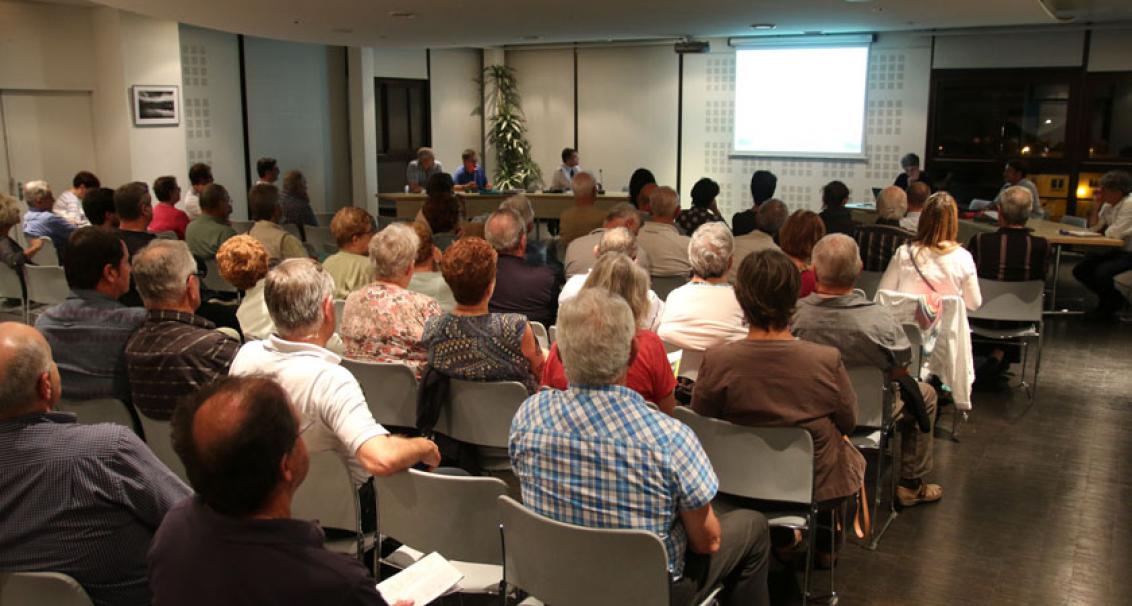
top-left (282, 222), bottom-right (302, 240)
top-left (846, 366), bottom-right (886, 430)
top-left (24, 265), bottom-right (69, 306)
top-left (230, 220), bottom-right (253, 234)
top-left (673, 407), bottom-right (814, 506)
top-left (341, 359), bottom-right (418, 428)
top-left (0, 572), bottom-right (93, 606)
top-left (56, 398), bottom-right (137, 434)
top-left (435, 379), bottom-right (528, 449)
top-left (855, 270), bottom-right (884, 300)
top-left (547, 324), bottom-right (556, 344)
top-left (292, 450), bottom-right (359, 533)
top-left (202, 258), bottom-right (238, 293)
top-left (650, 275), bottom-right (687, 301)
top-left (305, 226), bottom-right (337, 254)
top-left (25, 237), bottom-right (59, 266)
top-left (9, 224), bottom-right (29, 248)
top-left (137, 413), bottom-right (189, 483)
top-left (969, 279), bottom-right (1044, 323)
top-left (376, 469), bottom-right (507, 564)
top-left (498, 495), bottom-right (671, 606)
top-left (529, 321), bottom-right (549, 350)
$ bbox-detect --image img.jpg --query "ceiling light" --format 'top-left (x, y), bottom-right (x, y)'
top-left (750, 23), bottom-right (776, 30)
top-left (389, 11), bottom-right (416, 19)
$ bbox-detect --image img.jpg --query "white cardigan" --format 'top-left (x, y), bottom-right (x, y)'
top-left (878, 243), bottom-right (982, 312)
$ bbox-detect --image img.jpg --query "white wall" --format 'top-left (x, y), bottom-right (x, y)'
top-left (508, 48), bottom-right (574, 187)
top-left (373, 49), bottom-right (428, 79)
top-left (0, 1), bottom-right (95, 91)
top-left (429, 49), bottom-right (483, 172)
top-left (243, 37), bottom-right (352, 215)
top-left (1088, 29), bottom-right (1132, 72)
top-left (178, 25), bottom-right (247, 214)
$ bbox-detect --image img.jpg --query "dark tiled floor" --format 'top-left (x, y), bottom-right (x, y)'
top-left (832, 314), bottom-right (1132, 605)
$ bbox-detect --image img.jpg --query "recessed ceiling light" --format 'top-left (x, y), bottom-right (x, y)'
top-left (750, 23), bottom-right (776, 30)
top-left (389, 10), bottom-right (416, 19)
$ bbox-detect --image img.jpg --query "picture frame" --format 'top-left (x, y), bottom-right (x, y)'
top-left (131, 85), bottom-right (180, 126)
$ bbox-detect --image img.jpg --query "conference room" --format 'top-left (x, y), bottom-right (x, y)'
top-left (2, 0), bottom-right (1132, 604)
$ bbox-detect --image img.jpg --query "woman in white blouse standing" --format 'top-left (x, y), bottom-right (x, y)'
top-left (879, 192), bottom-right (983, 311)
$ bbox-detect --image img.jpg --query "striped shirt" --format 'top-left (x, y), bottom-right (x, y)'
top-left (967, 226), bottom-right (1050, 282)
top-left (124, 309), bottom-right (240, 419)
top-left (509, 385), bottom-right (718, 577)
top-left (855, 223), bottom-right (914, 272)
top-left (0, 412), bottom-right (191, 606)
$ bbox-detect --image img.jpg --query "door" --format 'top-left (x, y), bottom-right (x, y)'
top-left (375, 78), bottom-right (431, 194)
top-left (0, 91), bottom-right (97, 202)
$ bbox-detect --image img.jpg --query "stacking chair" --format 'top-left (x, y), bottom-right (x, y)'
top-left (341, 359), bottom-right (418, 429)
top-left (498, 496), bottom-right (721, 606)
top-left (24, 265), bottom-right (69, 319)
top-left (650, 275), bottom-right (687, 301)
top-left (376, 469), bottom-right (508, 593)
top-left (529, 321), bottom-right (549, 351)
top-left (0, 572), bottom-right (93, 606)
top-left (137, 414), bottom-right (189, 483)
top-left (0, 263), bottom-right (26, 322)
top-left (672, 408), bottom-right (828, 605)
top-left (56, 398), bottom-right (141, 437)
top-left (230, 220), bottom-right (253, 234)
top-left (305, 225), bottom-right (337, 254)
top-left (292, 451), bottom-right (374, 562)
top-left (968, 278), bottom-right (1044, 400)
top-left (434, 379), bottom-right (528, 472)
top-left (855, 270), bottom-right (884, 300)
top-left (547, 325), bottom-right (556, 344)
top-left (846, 367), bottom-right (899, 549)
top-left (202, 258), bottom-right (238, 295)
top-left (25, 237), bottom-right (59, 266)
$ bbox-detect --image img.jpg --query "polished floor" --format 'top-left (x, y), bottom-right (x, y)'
top-left (832, 313), bottom-right (1132, 606)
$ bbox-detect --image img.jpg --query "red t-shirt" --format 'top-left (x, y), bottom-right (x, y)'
top-left (149, 203), bottom-right (190, 240)
top-left (799, 268), bottom-right (816, 298)
top-left (540, 329), bottom-right (677, 404)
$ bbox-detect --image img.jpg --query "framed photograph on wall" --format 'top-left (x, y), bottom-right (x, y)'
top-left (131, 85), bottom-right (180, 126)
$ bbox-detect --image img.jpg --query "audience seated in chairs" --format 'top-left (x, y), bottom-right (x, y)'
top-left (247, 183), bottom-right (307, 266)
top-left (407, 220), bottom-right (456, 312)
top-left (0, 193), bottom-right (45, 295)
top-left (564, 202), bottom-right (651, 277)
top-left (793, 234), bottom-right (942, 507)
top-left (628, 167), bottom-right (657, 211)
top-left (559, 227), bottom-right (664, 330)
top-left (819, 180), bottom-right (857, 236)
top-left (692, 248), bottom-right (864, 566)
top-left (340, 223), bottom-right (442, 379)
top-left (149, 176), bottom-right (189, 240)
top-left (557, 171), bottom-right (606, 249)
top-left (1075, 170), bottom-right (1132, 321)
top-left (54, 171), bottom-right (99, 228)
top-left (658, 222), bottom-right (746, 351)
top-left (22, 180), bottom-right (75, 262)
top-left (901, 182), bottom-right (930, 234)
top-left (728, 198), bottom-right (785, 283)
top-left (35, 227), bottom-right (145, 403)
top-left (280, 169), bottom-right (318, 229)
top-left (217, 235), bottom-right (272, 340)
top-left (678, 178), bottom-right (725, 236)
top-left (511, 288), bottom-right (771, 606)
top-left (149, 375), bottom-right (411, 606)
top-left (0, 322), bottom-right (190, 606)
top-left (125, 239), bottom-right (239, 420)
top-left (732, 169), bottom-right (777, 237)
top-left (778, 209), bottom-right (826, 298)
top-left (82, 187), bottom-right (118, 231)
top-left (229, 258), bottom-right (439, 486)
top-left (485, 207), bottom-right (560, 327)
top-left (421, 237), bottom-right (544, 394)
top-left (855, 186), bottom-right (914, 272)
top-left (879, 192), bottom-right (982, 312)
top-left (185, 183), bottom-right (237, 261)
top-left (178, 162), bottom-right (213, 220)
top-left (115, 182), bottom-right (157, 307)
top-left (542, 253), bottom-right (678, 414)
top-left (323, 207), bottom-right (376, 300)
top-left (419, 173), bottom-right (464, 243)
top-left (638, 186), bottom-right (692, 277)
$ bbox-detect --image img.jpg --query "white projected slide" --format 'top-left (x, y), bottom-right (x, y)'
top-left (733, 44), bottom-right (870, 158)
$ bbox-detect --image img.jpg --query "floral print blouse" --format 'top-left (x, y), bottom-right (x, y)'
top-left (340, 282), bottom-right (442, 377)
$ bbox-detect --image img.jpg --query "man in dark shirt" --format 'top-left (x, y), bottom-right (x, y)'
top-left (967, 186), bottom-right (1050, 385)
top-left (893, 152), bottom-right (933, 192)
top-left (114, 182), bottom-right (157, 307)
top-left (732, 170), bottom-right (777, 237)
top-left (149, 375), bottom-right (401, 606)
top-left (0, 322), bottom-right (190, 606)
top-left (818, 180), bottom-right (857, 236)
top-left (82, 187), bottom-right (118, 230)
top-left (486, 207), bottom-right (560, 326)
top-left (125, 239), bottom-right (239, 420)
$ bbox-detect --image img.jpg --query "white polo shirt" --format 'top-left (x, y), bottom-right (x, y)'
top-left (229, 335), bottom-right (388, 484)
top-left (657, 281), bottom-right (747, 351)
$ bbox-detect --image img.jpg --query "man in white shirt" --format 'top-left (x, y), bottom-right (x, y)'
top-left (228, 257), bottom-right (440, 484)
top-left (178, 163), bottom-right (213, 220)
top-left (900, 181), bottom-right (930, 233)
top-left (994, 159), bottom-right (1044, 219)
top-left (548, 147), bottom-right (581, 191)
top-left (53, 171), bottom-right (99, 228)
top-left (559, 227), bottom-right (664, 330)
top-left (1075, 170), bottom-right (1132, 320)
top-left (637, 186), bottom-right (691, 277)
top-left (658, 222), bottom-right (746, 352)
top-left (564, 203), bottom-right (651, 277)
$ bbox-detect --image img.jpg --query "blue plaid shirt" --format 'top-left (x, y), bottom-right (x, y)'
top-left (510, 385), bottom-right (718, 577)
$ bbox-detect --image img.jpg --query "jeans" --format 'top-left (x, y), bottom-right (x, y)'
top-left (670, 509), bottom-right (771, 606)
top-left (1072, 250), bottom-right (1132, 314)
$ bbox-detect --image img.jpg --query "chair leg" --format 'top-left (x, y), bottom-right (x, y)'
top-left (802, 511), bottom-right (815, 606)
top-left (828, 509), bottom-right (837, 603)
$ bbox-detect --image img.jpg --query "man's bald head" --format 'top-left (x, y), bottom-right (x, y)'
top-left (876, 186), bottom-right (908, 221)
top-left (572, 172), bottom-right (596, 203)
top-left (0, 323), bottom-right (57, 419)
top-left (649, 186), bottom-right (680, 219)
top-left (172, 375), bottom-right (304, 517)
top-left (907, 182), bottom-right (930, 211)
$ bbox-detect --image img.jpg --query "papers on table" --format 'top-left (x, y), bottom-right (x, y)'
top-left (969, 198), bottom-right (994, 211)
top-left (377, 551), bottom-right (464, 606)
top-left (983, 210), bottom-right (999, 222)
top-left (1059, 229), bottom-right (1103, 238)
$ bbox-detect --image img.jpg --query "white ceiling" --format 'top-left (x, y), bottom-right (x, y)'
top-left (84, 0), bottom-right (1132, 48)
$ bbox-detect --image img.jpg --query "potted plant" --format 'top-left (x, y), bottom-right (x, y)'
top-left (480, 65), bottom-right (542, 191)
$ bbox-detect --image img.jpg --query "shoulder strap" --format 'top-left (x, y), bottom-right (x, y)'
top-left (906, 244), bottom-right (938, 293)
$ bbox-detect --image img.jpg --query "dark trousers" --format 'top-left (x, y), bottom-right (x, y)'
top-left (670, 509), bottom-right (771, 606)
top-left (1072, 250), bottom-right (1132, 313)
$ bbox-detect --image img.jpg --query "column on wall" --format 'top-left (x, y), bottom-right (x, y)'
top-left (349, 47), bottom-right (380, 214)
